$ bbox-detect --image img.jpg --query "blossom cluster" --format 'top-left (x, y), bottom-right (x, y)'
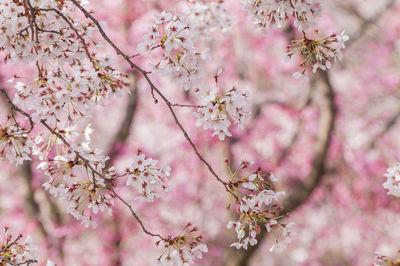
top-left (0, 227), bottom-right (37, 265)
top-left (241, 0), bottom-right (350, 80)
top-left (37, 143), bottom-right (171, 227)
top-left (138, 0), bottom-right (235, 90)
top-left (383, 163), bottom-right (400, 198)
top-left (0, 118), bottom-right (33, 166)
top-left (243, 0), bottom-right (322, 31)
top-left (40, 148), bottom-right (114, 228)
top-left (0, 0), bottom-right (128, 125)
top-left (125, 151), bottom-right (170, 203)
top-left (186, 0), bottom-right (233, 38)
top-left (288, 31), bottom-right (349, 80)
top-left (226, 161), bottom-right (295, 251)
top-left (0, 0), bottom-right (134, 231)
top-left (374, 250), bottom-right (400, 266)
top-left (32, 123), bottom-right (94, 160)
top-left (0, 2), bottom-right (218, 263)
top-left (138, 11), bottom-right (208, 90)
top-left (194, 86), bottom-right (249, 140)
top-left (156, 223), bottom-right (208, 265)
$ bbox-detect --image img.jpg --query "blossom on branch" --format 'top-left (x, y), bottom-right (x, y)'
top-left (0, 227), bottom-right (37, 265)
top-left (194, 86), bottom-right (249, 140)
top-left (1, 0), bottom-right (128, 125)
top-left (138, 11), bottom-right (208, 90)
top-left (125, 151), bottom-right (170, 203)
top-left (243, 0), bottom-right (322, 31)
top-left (156, 223), bottom-right (208, 265)
top-left (225, 162), bottom-right (295, 252)
top-left (383, 163), bottom-right (400, 198)
top-left (40, 148), bottom-right (114, 228)
top-left (0, 118), bottom-right (33, 166)
top-left (288, 31), bottom-right (349, 79)
top-left (374, 250), bottom-right (400, 266)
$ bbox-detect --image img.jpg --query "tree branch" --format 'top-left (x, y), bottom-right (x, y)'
top-left (369, 109), bottom-right (400, 149)
top-left (0, 87), bottom-right (165, 241)
top-left (341, 0), bottom-right (395, 46)
top-left (68, 0), bottom-right (234, 196)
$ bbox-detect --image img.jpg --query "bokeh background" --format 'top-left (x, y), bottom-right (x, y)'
top-left (1, 0), bottom-right (400, 265)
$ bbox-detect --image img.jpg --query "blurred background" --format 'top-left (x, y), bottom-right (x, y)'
top-left (1, 0), bottom-right (400, 265)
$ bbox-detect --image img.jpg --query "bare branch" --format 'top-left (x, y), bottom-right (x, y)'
top-left (110, 188), bottom-right (165, 239)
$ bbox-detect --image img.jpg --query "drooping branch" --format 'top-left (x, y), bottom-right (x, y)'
top-left (0, 87), bottom-right (165, 241)
top-left (41, 119), bottom-right (165, 240)
top-left (67, 0), bottom-right (234, 197)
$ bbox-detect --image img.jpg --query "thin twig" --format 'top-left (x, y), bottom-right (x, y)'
top-left (110, 188), bottom-right (165, 240)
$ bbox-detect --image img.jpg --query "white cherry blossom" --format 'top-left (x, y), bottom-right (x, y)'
top-left (0, 228), bottom-right (37, 265)
top-left (288, 31), bottom-right (349, 78)
top-left (186, 0), bottom-right (233, 38)
top-left (194, 86), bottom-right (249, 140)
top-left (226, 167), bottom-right (294, 252)
top-left (138, 11), bottom-right (208, 90)
top-left (243, 0), bottom-right (322, 31)
top-left (0, 122), bottom-right (33, 166)
top-left (383, 163), bottom-right (400, 197)
top-left (125, 151), bottom-right (170, 202)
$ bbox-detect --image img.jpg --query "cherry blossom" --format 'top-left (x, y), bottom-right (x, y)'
top-left (194, 86), bottom-right (249, 140)
top-left (125, 151), bottom-right (170, 202)
top-left (185, 0), bottom-right (233, 38)
top-left (374, 250), bottom-right (400, 266)
top-left (138, 11), bottom-right (208, 90)
top-left (156, 223), bottom-right (208, 265)
top-left (288, 31), bottom-right (349, 78)
top-left (225, 162), bottom-right (295, 252)
top-left (0, 227), bottom-right (37, 265)
top-left (40, 148), bottom-right (114, 228)
top-left (243, 0), bottom-right (322, 31)
top-left (1, 0), bottom-right (128, 125)
top-left (0, 118), bottom-right (33, 166)
top-left (383, 163), bottom-right (400, 198)
top-left (0, 0), bottom-right (388, 264)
